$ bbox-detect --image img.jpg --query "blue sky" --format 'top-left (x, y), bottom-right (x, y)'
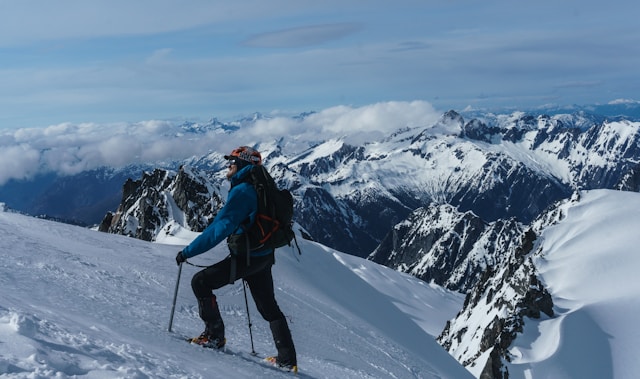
top-left (1, 0), bottom-right (639, 129)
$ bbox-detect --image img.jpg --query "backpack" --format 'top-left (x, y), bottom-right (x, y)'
top-left (227, 165), bottom-right (299, 255)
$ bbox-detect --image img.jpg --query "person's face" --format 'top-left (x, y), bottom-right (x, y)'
top-left (226, 159), bottom-right (238, 179)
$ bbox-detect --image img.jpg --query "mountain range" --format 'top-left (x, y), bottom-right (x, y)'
top-left (2, 185), bottom-right (639, 378)
top-left (97, 107), bottom-right (640, 260)
top-left (1, 101), bottom-right (640, 377)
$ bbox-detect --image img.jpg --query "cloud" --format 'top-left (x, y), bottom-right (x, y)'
top-left (0, 120), bottom-right (215, 184)
top-left (2, 1), bottom-right (638, 128)
top-left (390, 41), bottom-right (431, 52)
top-left (609, 99), bottom-right (640, 105)
top-left (146, 48), bottom-right (174, 63)
top-left (0, 1), bottom-right (296, 47)
top-left (553, 81), bottom-right (602, 89)
top-left (0, 145), bottom-right (41, 185)
top-left (244, 101), bottom-right (441, 150)
top-left (243, 23), bottom-right (361, 48)
top-left (0, 101), bottom-right (441, 184)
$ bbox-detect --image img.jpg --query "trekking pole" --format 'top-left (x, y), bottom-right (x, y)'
top-left (168, 262), bottom-right (183, 332)
top-left (242, 279), bottom-right (257, 355)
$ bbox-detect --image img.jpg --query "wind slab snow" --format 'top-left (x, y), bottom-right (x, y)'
top-left (506, 190), bottom-right (640, 379)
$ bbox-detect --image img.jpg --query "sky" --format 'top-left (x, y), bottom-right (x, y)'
top-left (1, 0), bottom-right (639, 129)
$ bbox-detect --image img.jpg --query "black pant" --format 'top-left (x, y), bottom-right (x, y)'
top-left (191, 252), bottom-right (297, 365)
top-left (191, 253), bottom-right (285, 322)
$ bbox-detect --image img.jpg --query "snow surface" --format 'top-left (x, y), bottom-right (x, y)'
top-left (506, 190), bottom-right (640, 379)
top-left (2, 190), bottom-right (639, 378)
top-left (0, 209), bottom-right (470, 378)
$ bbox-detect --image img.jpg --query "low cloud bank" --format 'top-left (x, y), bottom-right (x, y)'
top-left (0, 101), bottom-right (440, 185)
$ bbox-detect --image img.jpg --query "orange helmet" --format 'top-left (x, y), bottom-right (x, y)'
top-left (224, 146), bottom-right (262, 166)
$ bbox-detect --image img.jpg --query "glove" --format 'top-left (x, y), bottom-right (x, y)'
top-left (176, 251), bottom-right (187, 266)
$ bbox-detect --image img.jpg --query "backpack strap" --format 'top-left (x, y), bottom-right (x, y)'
top-left (228, 226), bottom-right (252, 284)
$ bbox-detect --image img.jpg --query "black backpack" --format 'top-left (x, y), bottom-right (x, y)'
top-left (227, 165), bottom-right (299, 254)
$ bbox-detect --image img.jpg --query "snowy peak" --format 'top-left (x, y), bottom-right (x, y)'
top-left (291, 139), bottom-right (365, 180)
top-left (437, 228), bottom-right (554, 377)
top-left (369, 203), bottom-right (526, 292)
top-left (176, 114), bottom-right (270, 135)
top-left (98, 166), bottom-right (224, 241)
top-left (99, 110), bottom-right (640, 260)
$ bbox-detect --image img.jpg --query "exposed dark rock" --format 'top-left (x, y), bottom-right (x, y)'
top-left (438, 229), bottom-right (554, 378)
top-left (100, 166), bottom-right (222, 241)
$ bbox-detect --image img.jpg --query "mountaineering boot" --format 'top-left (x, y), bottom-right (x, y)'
top-left (189, 333), bottom-right (226, 349)
top-left (269, 317), bottom-right (297, 371)
top-left (191, 296), bottom-right (225, 349)
top-left (265, 356), bottom-right (298, 374)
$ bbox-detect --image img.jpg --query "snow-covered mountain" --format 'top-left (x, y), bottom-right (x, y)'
top-left (369, 204), bottom-right (526, 293)
top-left (0, 204), bottom-right (471, 378)
top-left (3, 106), bottom-right (639, 241)
top-left (436, 189), bottom-right (640, 378)
top-left (83, 106), bottom-right (640, 379)
top-left (96, 110), bottom-right (640, 261)
top-left (2, 189), bottom-right (639, 378)
top-left (98, 166), bottom-right (225, 241)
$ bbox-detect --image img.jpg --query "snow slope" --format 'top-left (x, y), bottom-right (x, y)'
top-left (0, 208), bottom-right (470, 378)
top-left (506, 190), bottom-right (640, 379)
top-left (3, 190), bottom-right (637, 378)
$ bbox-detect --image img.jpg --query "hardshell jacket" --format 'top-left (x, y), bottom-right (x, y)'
top-left (227, 165), bottom-right (295, 255)
top-left (181, 165), bottom-right (271, 259)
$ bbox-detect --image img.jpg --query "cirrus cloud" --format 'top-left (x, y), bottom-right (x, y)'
top-left (243, 23), bottom-right (362, 48)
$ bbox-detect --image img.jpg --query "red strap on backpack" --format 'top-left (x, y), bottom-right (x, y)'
top-left (255, 214), bottom-right (281, 244)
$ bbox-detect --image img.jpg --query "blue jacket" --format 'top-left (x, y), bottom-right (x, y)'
top-left (181, 165), bottom-right (270, 259)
